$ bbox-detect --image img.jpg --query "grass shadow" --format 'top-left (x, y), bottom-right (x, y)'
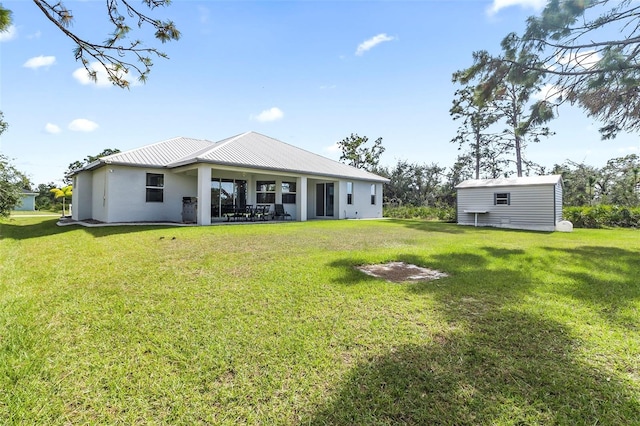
top-left (0, 218), bottom-right (178, 240)
top-left (540, 245), bottom-right (640, 329)
top-left (306, 310), bottom-right (640, 425)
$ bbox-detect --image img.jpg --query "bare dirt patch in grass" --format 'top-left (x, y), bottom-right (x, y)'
top-left (356, 262), bottom-right (448, 283)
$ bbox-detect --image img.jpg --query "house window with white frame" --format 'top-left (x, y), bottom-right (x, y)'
top-left (282, 181), bottom-right (296, 203)
top-left (370, 184), bottom-right (376, 205)
top-left (256, 180), bottom-right (276, 204)
top-left (347, 182), bottom-right (353, 205)
top-left (494, 192), bottom-right (510, 205)
top-left (146, 173), bottom-right (164, 202)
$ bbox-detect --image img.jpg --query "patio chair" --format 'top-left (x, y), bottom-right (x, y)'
top-left (254, 204), bottom-right (271, 221)
top-left (274, 204), bottom-right (292, 221)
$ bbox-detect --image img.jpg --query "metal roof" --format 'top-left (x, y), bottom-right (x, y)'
top-left (455, 175), bottom-right (562, 189)
top-left (81, 132), bottom-right (388, 182)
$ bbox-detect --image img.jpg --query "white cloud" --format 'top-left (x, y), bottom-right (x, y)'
top-left (557, 49), bottom-right (601, 70)
top-left (23, 55), bottom-right (56, 69)
top-left (324, 143), bottom-right (340, 153)
top-left (533, 84), bottom-right (564, 102)
top-left (356, 33), bottom-right (396, 56)
top-left (44, 123), bottom-right (61, 134)
top-left (72, 62), bottom-right (140, 87)
top-left (251, 107), bottom-right (284, 123)
top-left (0, 25), bottom-right (17, 42)
top-left (68, 119), bottom-right (99, 132)
top-left (487, 0), bottom-right (546, 16)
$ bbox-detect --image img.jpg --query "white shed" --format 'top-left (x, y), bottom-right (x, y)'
top-left (455, 175), bottom-right (563, 232)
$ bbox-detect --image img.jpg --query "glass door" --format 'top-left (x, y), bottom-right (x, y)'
top-left (315, 183), bottom-right (334, 217)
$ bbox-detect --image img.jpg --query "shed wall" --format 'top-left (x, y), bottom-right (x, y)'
top-left (457, 184), bottom-right (560, 231)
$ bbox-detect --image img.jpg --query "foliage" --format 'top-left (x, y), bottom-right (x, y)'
top-left (337, 133), bottom-right (385, 172)
top-left (1, 218), bottom-right (638, 424)
top-left (384, 204), bottom-right (456, 222)
top-left (0, 111), bottom-right (7, 137)
top-left (450, 85), bottom-right (506, 179)
top-left (34, 182), bottom-right (58, 211)
top-left (64, 148), bottom-right (121, 183)
top-left (50, 185), bottom-right (73, 216)
top-left (454, 48), bottom-right (555, 177)
top-left (554, 155), bottom-right (640, 207)
top-left (379, 160), bottom-right (445, 207)
top-left (3, 1), bottom-right (179, 88)
top-left (564, 205), bottom-right (640, 228)
top-left (0, 154), bottom-right (29, 217)
top-left (501, 0), bottom-right (640, 139)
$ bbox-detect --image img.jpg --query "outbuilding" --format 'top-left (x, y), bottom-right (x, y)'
top-left (455, 175), bottom-right (563, 232)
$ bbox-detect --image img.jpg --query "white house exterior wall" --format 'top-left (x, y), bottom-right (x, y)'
top-left (457, 184), bottom-right (560, 231)
top-left (103, 166), bottom-right (196, 223)
top-left (72, 172), bottom-right (93, 220)
top-left (91, 168), bottom-right (108, 223)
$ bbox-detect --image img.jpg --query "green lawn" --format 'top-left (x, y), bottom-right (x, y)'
top-left (1, 217), bottom-right (639, 425)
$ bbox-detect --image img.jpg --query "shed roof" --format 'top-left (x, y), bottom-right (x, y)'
top-left (455, 175), bottom-right (562, 189)
top-left (82, 132), bottom-right (388, 183)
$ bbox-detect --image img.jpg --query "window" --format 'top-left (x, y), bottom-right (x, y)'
top-left (347, 182), bottom-right (353, 205)
top-left (256, 180), bottom-right (276, 204)
top-left (146, 173), bottom-right (164, 202)
top-left (282, 181), bottom-right (296, 204)
top-left (370, 184), bottom-right (376, 205)
top-left (494, 192), bottom-right (510, 205)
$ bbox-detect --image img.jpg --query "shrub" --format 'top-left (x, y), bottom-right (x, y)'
top-left (563, 205), bottom-right (640, 228)
top-left (384, 205), bottom-right (456, 222)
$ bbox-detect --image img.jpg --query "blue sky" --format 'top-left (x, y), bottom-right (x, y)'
top-left (1, 0), bottom-right (639, 186)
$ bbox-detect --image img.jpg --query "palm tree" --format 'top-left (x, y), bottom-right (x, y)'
top-left (50, 185), bottom-right (73, 216)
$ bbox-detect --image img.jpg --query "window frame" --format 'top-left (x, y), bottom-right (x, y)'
top-left (256, 180), bottom-right (276, 204)
top-left (281, 181), bottom-right (297, 204)
top-left (146, 173), bottom-right (164, 203)
top-left (347, 182), bottom-right (353, 205)
top-left (494, 192), bottom-right (510, 205)
top-left (370, 184), bottom-right (376, 205)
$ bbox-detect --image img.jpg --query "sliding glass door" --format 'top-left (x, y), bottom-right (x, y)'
top-left (315, 183), bottom-right (334, 217)
top-left (211, 178), bottom-right (247, 219)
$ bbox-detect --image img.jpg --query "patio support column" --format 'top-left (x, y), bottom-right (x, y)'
top-left (297, 176), bottom-right (307, 221)
top-left (197, 164), bottom-right (211, 225)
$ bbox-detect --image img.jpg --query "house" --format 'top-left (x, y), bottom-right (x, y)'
top-left (14, 190), bottom-right (38, 211)
top-left (71, 132), bottom-right (389, 225)
top-left (455, 175), bottom-right (563, 232)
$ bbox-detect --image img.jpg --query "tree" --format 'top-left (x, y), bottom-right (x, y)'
top-left (552, 160), bottom-right (600, 206)
top-left (382, 160), bottom-right (444, 206)
top-left (0, 112), bottom-right (7, 136)
top-left (35, 182), bottom-right (58, 210)
top-left (50, 185), bottom-right (73, 216)
top-left (0, 1), bottom-right (180, 88)
top-left (455, 49), bottom-right (555, 177)
top-left (64, 148), bottom-right (121, 183)
top-left (450, 85), bottom-right (505, 179)
top-left (337, 133), bottom-right (385, 172)
top-left (500, 0), bottom-right (640, 138)
top-left (0, 154), bottom-right (29, 217)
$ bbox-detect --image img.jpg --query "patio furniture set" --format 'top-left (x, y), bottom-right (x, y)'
top-left (223, 204), bottom-right (292, 222)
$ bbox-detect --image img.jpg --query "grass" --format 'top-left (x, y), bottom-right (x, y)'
top-left (1, 217), bottom-right (639, 425)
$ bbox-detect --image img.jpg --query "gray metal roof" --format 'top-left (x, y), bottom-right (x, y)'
top-left (82, 132), bottom-right (388, 182)
top-left (456, 175), bottom-right (562, 189)
top-left (96, 137), bottom-right (215, 168)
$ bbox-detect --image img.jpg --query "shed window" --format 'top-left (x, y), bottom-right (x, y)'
top-left (371, 184), bottom-right (376, 205)
top-left (494, 192), bottom-right (510, 205)
top-left (347, 182), bottom-right (353, 205)
top-left (146, 173), bottom-right (164, 202)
